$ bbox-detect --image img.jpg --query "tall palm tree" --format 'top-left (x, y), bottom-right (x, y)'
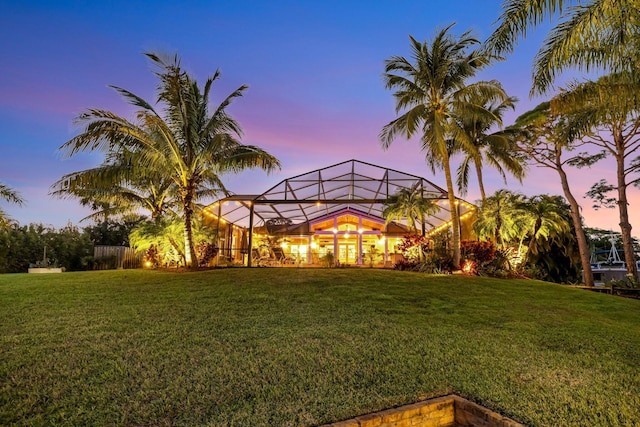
top-left (380, 25), bottom-right (500, 268)
top-left (0, 182), bottom-right (24, 228)
top-left (486, 0), bottom-right (639, 94)
top-left (59, 53), bottom-right (281, 268)
top-left (453, 88), bottom-right (525, 201)
top-left (382, 182), bottom-right (440, 235)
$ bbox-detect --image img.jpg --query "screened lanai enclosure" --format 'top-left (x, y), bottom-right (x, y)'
top-left (203, 160), bottom-right (476, 267)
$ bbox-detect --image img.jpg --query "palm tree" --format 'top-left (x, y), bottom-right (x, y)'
top-left (486, 0), bottom-right (639, 94)
top-left (51, 149), bottom-right (178, 222)
top-left (519, 194), bottom-right (571, 263)
top-left (382, 182), bottom-right (440, 235)
top-left (453, 87), bottom-right (525, 202)
top-left (474, 189), bottom-right (527, 249)
top-left (380, 25), bottom-right (501, 268)
top-left (59, 53), bottom-right (281, 268)
top-left (0, 182), bottom-right (24, 228)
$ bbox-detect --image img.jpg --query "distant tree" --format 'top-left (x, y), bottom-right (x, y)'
top-left (58, 53), bottom-right (280, 268)
top-left (83, 215), bottom-right (146, 246)
top-left (0, 223), bottom-right (92, 273)
top-left (0, 182), bottom-right (24, 228)
top-left (584, 227), bottom-right (640, 252)
top-left (380, 24), bottom-right (501, 269)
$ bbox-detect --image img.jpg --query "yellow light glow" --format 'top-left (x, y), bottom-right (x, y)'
top-left (144, 261), bottom-right (152, 268)
top-left (281, 241), bottom-right (289, 249)
top-left (358, 228), bottom-right (363, 234)
top-left (333, 228), bottom-right (338, 234)
top-left (311, 242), bottom-right (317, 249)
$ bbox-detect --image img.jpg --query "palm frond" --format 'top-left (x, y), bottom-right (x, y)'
top-left (0, 183), bottom-right (24, 206)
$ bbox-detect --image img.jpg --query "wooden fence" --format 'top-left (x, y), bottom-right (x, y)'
top-left (93, 245), bottom-right (143, 270)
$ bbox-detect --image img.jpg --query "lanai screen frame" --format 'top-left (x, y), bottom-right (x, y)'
top-left (204, 159), bottom-right (476, 266)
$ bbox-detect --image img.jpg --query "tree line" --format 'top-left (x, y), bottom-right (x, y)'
top-left (0, 219), bottom-right (141, 273)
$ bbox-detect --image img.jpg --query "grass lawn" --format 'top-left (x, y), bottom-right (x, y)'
top-left (1, 269), bottom-right (639, 426)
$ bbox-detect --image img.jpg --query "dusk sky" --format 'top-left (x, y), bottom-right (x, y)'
top-left (1, 0), bottom-right (637, 235)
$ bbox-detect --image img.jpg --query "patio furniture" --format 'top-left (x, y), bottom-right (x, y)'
top-left (251, 248), bottom-right (278, 267)
top-left (272, 247), bottom-right (296, 265)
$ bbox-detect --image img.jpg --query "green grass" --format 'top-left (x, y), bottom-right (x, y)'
top-left (1, 269), bottom-right (639, 426)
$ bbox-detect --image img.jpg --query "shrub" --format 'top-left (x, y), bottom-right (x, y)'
top-left (461, 240), bottom-right (496, 264)
top-left (195, 242), bottom-right (219, 267)
top-left (461, 240), bottom-right (497, 276)
top-left (393, 259), bottom-right (418, 271)
top-left (480, 248), bottom-right (516, 278)
top-left (321, 251), bottom-right (335, 268)
top-left (396, 234), bottom-right (431, 263)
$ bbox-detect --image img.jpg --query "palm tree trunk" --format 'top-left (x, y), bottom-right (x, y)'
top-left (527, 220), bottom-right (541, 263)
top-left (182, 186), bottom-right (198, 269)
top-left (615, 148), bottom-right (638, 279)
top-left (168, 236), bottom-right (186, 266)
top-left (442, 154), bottom-right (461, 269)
top-left (473, 156), bottom-right (487, 203)
top-left (556, 155), bottom-right (594, 286)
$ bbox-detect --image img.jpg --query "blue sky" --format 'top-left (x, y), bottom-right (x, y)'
top-left (0, 0), bottom-right (636, 234)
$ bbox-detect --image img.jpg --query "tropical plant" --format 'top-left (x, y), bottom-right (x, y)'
top-left (486, 0), bottom-right (640, 94)
top-left (58, 53), bottom-right (280, 268)
top-left (364, 246), bottom-right (382, 267)
top-left (380, 24), bottom-right (502, 269)
top-left (382, 182), bottom-right (440, 235)
top-left (130, 214), bottom-right (217, 268)
top-left (522, 202), bottom-right (581, 284)
top-left (0, 182), bottom-right (24, 228)
top-left (519, 194), bottom-right (571, 262)
top-left (453, 88), bottom-right (525, 202)
top-left (474, 189), bottom-right (528, 250)
top-left (511, 101), bottom-right (597, 286)
top-left (321, 251), bottom-right (335, 268)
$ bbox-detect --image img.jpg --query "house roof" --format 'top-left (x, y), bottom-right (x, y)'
top-left (203, 159), bottom-right (475, 232)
